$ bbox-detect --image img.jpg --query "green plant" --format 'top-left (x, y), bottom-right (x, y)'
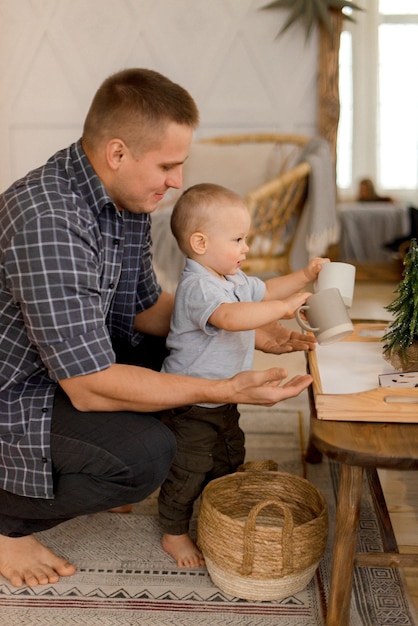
top-left (260, 0), bottom-right (363, 38)
top-left (382, 239), bottom-right (418, 364)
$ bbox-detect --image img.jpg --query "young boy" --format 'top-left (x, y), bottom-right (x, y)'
top-left (158, 183), bottom-right (328, 567)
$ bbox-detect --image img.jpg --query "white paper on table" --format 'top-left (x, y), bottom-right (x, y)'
top-left (315, 341), bottom-right (394, 394)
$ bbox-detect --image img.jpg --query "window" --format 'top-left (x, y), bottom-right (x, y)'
top-left (337, 1), bottom-right (418, 202)
top-left (337, 30), bottom-right (353, 189)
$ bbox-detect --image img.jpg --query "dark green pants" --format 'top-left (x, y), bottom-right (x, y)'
top-left (158, 403), bottom-right (245, 535)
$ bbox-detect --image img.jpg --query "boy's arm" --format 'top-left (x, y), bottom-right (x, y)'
top-left (208, 292), bottom-right (309, 332)
top-left (263, 257), bottom-right (329, 300)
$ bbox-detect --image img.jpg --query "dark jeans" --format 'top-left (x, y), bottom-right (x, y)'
top-left (0, 335), bottom-right (176, 537)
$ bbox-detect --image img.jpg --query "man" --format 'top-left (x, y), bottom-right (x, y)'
top-left (0, 68), bottom-right (314, 588)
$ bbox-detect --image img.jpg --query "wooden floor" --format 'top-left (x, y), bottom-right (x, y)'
top-left (253, 271), bottom-right (418, 613)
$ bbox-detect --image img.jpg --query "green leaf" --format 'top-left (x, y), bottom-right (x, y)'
top-left (259, 0), bottom-right (364, 39)
top-left (382, 239), bottom-right (418, 354)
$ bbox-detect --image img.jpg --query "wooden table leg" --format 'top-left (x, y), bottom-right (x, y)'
top-left (366, 467), bottom-right (399, 553)
top-left (326, 464), bottom-right (364, 626)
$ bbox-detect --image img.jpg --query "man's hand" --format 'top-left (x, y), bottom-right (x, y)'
top-left (255, 321), bottom-right (317, 355)
top-left (231, 367), bottom-right (312, 407)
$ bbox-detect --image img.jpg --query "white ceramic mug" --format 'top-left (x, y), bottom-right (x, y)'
top-left (295, 288), bottom-right (354, 345)
top-left (315, 261), bottom-right (356, 308)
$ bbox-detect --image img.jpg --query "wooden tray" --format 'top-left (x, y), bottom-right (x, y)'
top-left (308, 323), bottom-right (418, 422)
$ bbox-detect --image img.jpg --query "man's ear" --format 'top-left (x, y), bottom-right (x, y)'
top-left (190, 232), bottom-right (207, 255)
top-left (106, 139), bottom-right (126, 171)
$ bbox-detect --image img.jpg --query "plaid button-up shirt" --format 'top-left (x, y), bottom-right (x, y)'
top-left (0, 140), bottom-right (161, 498)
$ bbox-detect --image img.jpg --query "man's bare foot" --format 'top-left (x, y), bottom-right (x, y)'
top-left (0, 534), bottom-right (76, 588)
top-left (107, 504), bottom-right (133, 514)
top-left (162, 533), bottom-right (205, 567)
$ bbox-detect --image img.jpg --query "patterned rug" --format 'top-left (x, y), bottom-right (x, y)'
top-left (0, 408), bottom-right (416, 625)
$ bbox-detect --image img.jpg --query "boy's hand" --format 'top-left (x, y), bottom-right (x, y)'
top-left (303, 257), bottom-right (330, 282)
top-left (280, 292), bottom-right (311, 319)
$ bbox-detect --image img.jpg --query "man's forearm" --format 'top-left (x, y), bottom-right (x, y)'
top-left (59, 363), bottom-right (230, 413)
top-left (59, 362), bottom-right (312, 413)
top-left (134, 291), bottom-right (174, 337)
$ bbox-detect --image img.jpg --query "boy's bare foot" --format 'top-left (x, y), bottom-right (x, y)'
top-left (107, 504), bottom-right (133, 514)
top-left (162, 533), bottom-right (205, 567)
top-left (0, 534), bottom-right (76, 588)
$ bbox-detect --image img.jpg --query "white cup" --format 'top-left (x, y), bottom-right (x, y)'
top-left (315, 262), bottom-right (356, 308)
top-left (295, 288), bottom-right (354, 345)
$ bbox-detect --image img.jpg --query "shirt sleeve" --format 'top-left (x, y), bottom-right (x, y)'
top-left (186, 273), bottom-right (266, 333)
top-left (5, 211), bottom-right (114, 380)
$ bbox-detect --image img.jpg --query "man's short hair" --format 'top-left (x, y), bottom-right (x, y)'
top-left (82, 68), bottom-right (199, 153)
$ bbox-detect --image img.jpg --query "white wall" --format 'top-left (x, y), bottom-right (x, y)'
top-left (0, 0), bottom-right (318, 191)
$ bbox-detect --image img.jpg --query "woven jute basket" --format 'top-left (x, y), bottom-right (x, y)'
top-left (197, 462), bottom-right (328, 601)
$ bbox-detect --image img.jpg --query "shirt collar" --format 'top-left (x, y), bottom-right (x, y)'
top-left (184, 258), bottom-right (246, 290)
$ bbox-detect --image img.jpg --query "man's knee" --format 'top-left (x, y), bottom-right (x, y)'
top-left (127, 418), bottom-right (177, 486)
top-left (104, 418), bottom-right (177, 505)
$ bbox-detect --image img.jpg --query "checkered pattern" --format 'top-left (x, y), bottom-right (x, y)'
top-left (0, 140), bottom-right (160, 498)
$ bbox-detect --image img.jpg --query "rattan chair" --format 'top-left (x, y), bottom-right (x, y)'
top-left (200, 134), bottom-right (311, 275)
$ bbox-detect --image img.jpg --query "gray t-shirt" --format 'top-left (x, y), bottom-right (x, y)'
top-left (162, 258), bottom-right (265, 405)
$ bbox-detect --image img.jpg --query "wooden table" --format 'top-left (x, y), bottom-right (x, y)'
top-left (307, 325), bottom-right (418, 626)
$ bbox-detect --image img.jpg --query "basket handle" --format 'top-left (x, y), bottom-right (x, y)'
top-left (239, 499), bottom-right (294, 576)
top-left (238, 459), bottom-right (279, 472)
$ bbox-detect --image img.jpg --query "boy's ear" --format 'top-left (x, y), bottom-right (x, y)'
top-left (190, 232), bottom-right (207, 255)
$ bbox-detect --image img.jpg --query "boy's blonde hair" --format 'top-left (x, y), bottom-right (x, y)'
top-left (170, 183), bottom-right (244, 255)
